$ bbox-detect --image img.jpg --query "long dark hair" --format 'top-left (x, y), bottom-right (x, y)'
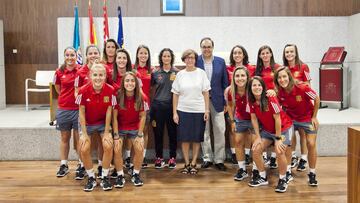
top-left (134, 45), bottom-right (151, 74)
top-left (112, 48), bottom-right (132, 82)
top-left (60, 47), bottom-right (77, 72)
top-left (247, 76), bottom-right (268, 112)
top-left (282, 44), bottom-right (303, 70)
top-left (230, 66), bottom-right (250, 111)
top-left (117, 71), bottom-right (143, 111)
top-left (102, 39), bottom-right (120, 62)
top-left (158, 48), bottom-right (175, 68)
top-left (229, 45), bottom-right (249, 67)
top-left (255, 45), bottom-right (276, 76)
top-left (274, 66), bottom-right (296, 90)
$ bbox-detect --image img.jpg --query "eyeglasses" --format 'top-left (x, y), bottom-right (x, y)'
top-left (201, 46), bottom-right (213, 49)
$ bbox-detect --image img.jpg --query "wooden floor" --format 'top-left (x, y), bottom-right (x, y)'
top-left (0, 157), bottom-right (346, 203)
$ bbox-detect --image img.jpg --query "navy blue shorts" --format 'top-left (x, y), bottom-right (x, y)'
top-left (234, 118), bottom-right (253, 133)
top-left (85, 124), bottom-right (105, 135)
top-left (293, 121), bottom-right (317, 134)
top-left (118, 130), bottom-right (139, 139)
top-left (177, 111), bottom-right (205, 142)
top-left (260, 125), bottom-right (294, 146)
top-left (55, 109), bottom-right (79, 131)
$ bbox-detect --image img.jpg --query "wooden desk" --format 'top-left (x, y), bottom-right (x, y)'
top-left (49, 82), bottom-right (58, 125)
top-left (348, 127), bottom-right (360, 203)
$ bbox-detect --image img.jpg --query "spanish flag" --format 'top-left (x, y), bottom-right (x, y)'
top-left (88, 0), bottom-right (97, 45)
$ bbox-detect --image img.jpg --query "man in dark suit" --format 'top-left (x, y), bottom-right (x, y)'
top-left (196, 37), bottom-right (228, 171)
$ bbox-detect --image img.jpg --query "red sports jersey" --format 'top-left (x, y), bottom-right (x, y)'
top-left (135, 66), bottom-right (152, 99)
top-left (227, 64), bottom-right (255, 85)
top-left (227, 90), bottom-right (250, 120)
top-left (76, 83), bottom-right (117, 126)
top-left (289, 64), bottom-right (311, 83)
top-left (277, 83), bottom-right (317, 122)
top-left (249, 96), bottom-right (292, 133)
top-left (116, 94), bottom-right (149, 131)
top-left (107, 71), bottom-right (142, 92)
top-left (259, 64), bottom-right (280, 90)
top-left (75, 64), bottom-right (90, 88)
top-left (54, 65), bottom-right (80, 110)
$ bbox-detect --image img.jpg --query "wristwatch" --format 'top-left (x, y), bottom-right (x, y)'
top-left (137, 132), bottom-right (144, 137)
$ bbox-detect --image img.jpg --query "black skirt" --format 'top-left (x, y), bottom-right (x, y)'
top-left (177, 110), bottom-right (205, 142)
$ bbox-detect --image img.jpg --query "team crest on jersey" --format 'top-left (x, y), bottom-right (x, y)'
top-left (157, 74), bottom-right (163, 82)
top-left (294, 71), bottom-right (300, 77)
top-left (170, 73), bottom-right (176, 81)
top-left (296, 95), bottom-right (302, 102)
top-left (103, 96), bottom-right (110, 103)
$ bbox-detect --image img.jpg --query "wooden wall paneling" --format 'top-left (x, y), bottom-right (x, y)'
top-left (348, 127), bottom-right (360, 203)
top-left (219, 0), bottom-right (263, 16)
top-left (127, 0), bottom-right (160, 16)
top-left (263, 0), bottom-right (308, 16)
top-left (353, 0), bottom-right (360, 14)
top-left (308, 0), bottom-right (352, 16)
top-left (186, 0), bottom-right (220, 16)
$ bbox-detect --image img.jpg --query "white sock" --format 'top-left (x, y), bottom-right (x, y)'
top-left (60, 160), bottom-right (67, 165)
top-left (245, 148), bottom-right (250, 155)
top-left (133, 169), bottom-right (140, 174)
top-left (102, 168), bottom-right (109, 178)
top-left (143, 149), bottom-right (147, 157)
top-left (279, 174), bottom-right (286, 180)
top-left (118, 170), bottom-right (124, 176)
top-left (262, 152), bottom-right (267, 157)
top-left (125, 150), bottom-right (131, 158)
top-left (252, 162), bottom-right (257, 170)
top-left (86, 169), bottom-right (95, 178)
top-left (231, 148), bottom-right (236, 154)
top-left (271, 152), bottom-right (276, 158)
top-left (292, 151), bottom-right (296, 157)
top-left (301, 154), bottom-right (308, 161)
top-left (238, 161), bottom-right (245, 170)
top-left (259, 171), bottom-right (266, 178)
top-left (98, 160), bottom-right (102, 166)
top-left (78, 160), bottom-right (84, 167)
top-left (287, 165), bottom-right (291, 172)
top-left (309, 168), bottom-right (316, 174)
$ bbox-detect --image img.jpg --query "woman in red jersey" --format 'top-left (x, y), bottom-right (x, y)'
top-left (227, 66), bottom-right (253, 181)
top-left (283, 44), bottom-right (312, 170)
top-left (54, 47), bottom-right (81, 177)
top-left (226, 45), bottom-right (254, 165)
top-left (102, 39), bottom-right (119, 79)
top-left (108, 48), bottom-right (133, 91)
top-left (76, 64), bottom-right (117, 192)
top-left (247, 76), bottom-right (293, 193)
top-left (112, 71), bottom-right (148, 187)
top-left (275, 67), bottom-right (319, 187)
top-left (133, 45), bottom-right (153, 168)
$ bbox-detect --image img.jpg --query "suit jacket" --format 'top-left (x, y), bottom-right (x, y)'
top-left (196, 55), bottom-right (228, 112)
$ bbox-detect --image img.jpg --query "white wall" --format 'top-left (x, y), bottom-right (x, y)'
top-left (349, 13), bottom-right (360, 108)
top-left (0, 20), bottom-right (5, 109)
top-left (58, 16), bottom-right (354, 105)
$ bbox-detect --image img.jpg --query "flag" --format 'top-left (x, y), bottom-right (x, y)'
top-left (88, 0), bottom-right (97, 45)
top-left (117, 6), bottom-right (124, 48)
top-left (73, 2), bottom-right (83, 65)
top-left (103, 0), bottom-right (109, 43)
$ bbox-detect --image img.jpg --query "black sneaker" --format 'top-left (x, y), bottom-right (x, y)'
top-left (154, 157), bottom-right (165, 169)
top-left (168, 157), bottom-right (177, 169)
top-left (110, 170), bottom-right (118, 179)
top-left (248, 175), bottom-right (268, 187)
top-left (231, 154), bottom-right (237, 165)
top-left (308, 172), bottom-right (318, 186)
top-left (297, 159), bottom-right (307, 171)
top-left (263, 155), bottom-right (270, 166)
top-left (275, 178), bottom-right (288, 193)
top-left (83, 177), bottom-right (97, 192)
top-left (75, 164), bottom-right (82, 172)
top-left (245, 154), bottom-right (251, 166)
top-left (286, 171), bottom-right (294, 184)
top-left (131, 173), bottom-right (144, 186)
top-left (127, 166), bottom-right (134, 176)
top-left (291, 156), bottom-right (298, 168)
top-left (252, 169), bottom-right (259, 179)
top-left (114, 175), bottom-right (125, 188)
top-left (100, 177), bottom-right (113, 191)
top-left (269, 157), bottom-right (278, 169)
top-left (75, 167), bottom-right (87, 180)
top-left (142, 158), bottom-right (148, 169)
top-left (124, 157), bottom-right (131, 169)
top-left (97, 165), bottom-right (103, 179)
top-left (234, 168), bottom-right (249, 181)
top-left (56, 164), bottom-right (69, 177)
